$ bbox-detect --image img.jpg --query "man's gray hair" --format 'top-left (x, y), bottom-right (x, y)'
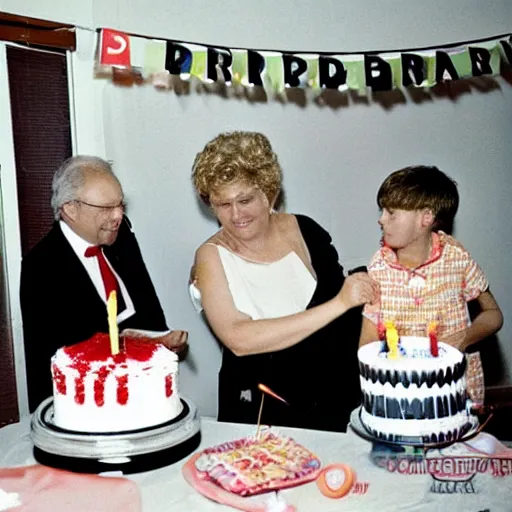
top-left (51, 155), bottom-right (116, 220)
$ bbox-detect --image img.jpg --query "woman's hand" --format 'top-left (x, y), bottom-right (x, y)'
top-left (337, 273), bottom-right (379, 311)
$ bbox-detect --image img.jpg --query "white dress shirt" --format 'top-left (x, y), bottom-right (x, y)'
top-left (59, 221), bottom-right (135, 324)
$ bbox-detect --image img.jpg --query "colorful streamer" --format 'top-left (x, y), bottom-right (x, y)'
top-left (96, 29), bottom-right (512, 94)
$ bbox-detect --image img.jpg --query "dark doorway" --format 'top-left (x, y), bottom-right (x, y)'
top-left (0, 44), bottom-right (71, 426)
top-left (7, 45), bottom-right (72, 256)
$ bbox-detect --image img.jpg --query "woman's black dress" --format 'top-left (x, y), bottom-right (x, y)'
top-left (217, 214), bottom-right (363, 432)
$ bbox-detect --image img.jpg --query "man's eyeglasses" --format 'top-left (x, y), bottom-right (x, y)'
top-left (74, 199), bottom-right (127, 213)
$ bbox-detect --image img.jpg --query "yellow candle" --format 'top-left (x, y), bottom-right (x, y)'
top-left (255, 393), bottom-right (265, 440)
top-left (385, 321), bottom-right (400, 360)
top-left (107, 290), bottom-right (119, 355)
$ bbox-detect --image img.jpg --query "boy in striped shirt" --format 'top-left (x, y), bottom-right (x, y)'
top-left (360, 165), bottom-right (503, 404)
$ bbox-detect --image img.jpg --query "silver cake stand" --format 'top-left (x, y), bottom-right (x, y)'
top-left (349, 406), bottom-right (480, 449)
top-left (31, 395), bottom-right (201, 474)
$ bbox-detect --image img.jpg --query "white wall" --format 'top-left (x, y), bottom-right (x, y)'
top-left (94, 0), bottom-right (512, 51)
top-left (2, 0), bottom-right (512, 418)
top-left (0, 0), bottom-right (92, 26)
top-left (2, 0), bottom-right (511, 50)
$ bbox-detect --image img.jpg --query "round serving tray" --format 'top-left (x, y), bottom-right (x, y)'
top-left (31, 395), bottom-right (201, 474)
top-left (349, 406), bottom-right (480, 449)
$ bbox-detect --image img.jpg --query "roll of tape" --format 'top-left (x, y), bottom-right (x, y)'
top-left (316, 463), bottom-right (355, 499)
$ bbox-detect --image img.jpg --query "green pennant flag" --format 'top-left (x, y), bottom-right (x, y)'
top-left (263, 53), bottom-right (285, 94)
top-left (341, 56), bottom-right (366, 92)
top-left (187, 44), bottom-right (207, 80)
top-left (144, 40), bottom-right (166, 75)
top-left (231, 49), bottom-right (248, 85)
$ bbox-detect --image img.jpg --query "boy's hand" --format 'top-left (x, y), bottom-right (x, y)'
top-left (441, 329), bottom-right (468, 351)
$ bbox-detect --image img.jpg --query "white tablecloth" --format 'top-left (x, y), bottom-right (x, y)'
top-left (1, 416), bottom-right (511, 511)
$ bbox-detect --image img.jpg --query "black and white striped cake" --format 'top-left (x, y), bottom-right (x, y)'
top-left (358, 337), bottom-right (475, 444)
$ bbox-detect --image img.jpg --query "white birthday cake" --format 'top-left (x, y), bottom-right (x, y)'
top-left (358, 336), bottom-right (476, 443)
top-left (51, 333), bottom-right (182, 432)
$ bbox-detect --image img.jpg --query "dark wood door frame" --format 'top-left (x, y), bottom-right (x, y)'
top-left (0, 11), bottom-right (75, 425)
top-left (0, 11), bottom-right (75, 50)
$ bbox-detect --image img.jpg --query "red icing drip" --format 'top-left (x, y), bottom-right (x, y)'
top-left (62, 333), bottom-right (158, 406)
top-left (165, 374), bottom-right (173, 397)
top-left (72, 359), bottom-right (92, 404)
top-left (116, 375), bottom-right (129, 405)
top-left (52, 364), bottom-right (67, 395)
top-left (94, 366), bottom-right (110, 406)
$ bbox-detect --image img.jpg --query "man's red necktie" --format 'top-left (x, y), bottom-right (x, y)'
top-left (84, 246), bottom-right (118, 298)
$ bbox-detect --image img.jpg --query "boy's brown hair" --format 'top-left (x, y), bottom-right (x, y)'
top-left (377, 165), bottom-right (459, 233)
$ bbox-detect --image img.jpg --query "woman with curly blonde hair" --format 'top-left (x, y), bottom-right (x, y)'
top-left (191, 131), bottom-right (377, 432)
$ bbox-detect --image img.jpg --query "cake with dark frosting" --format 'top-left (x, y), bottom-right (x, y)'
top-left (358, 336), bottom-right (477, 443)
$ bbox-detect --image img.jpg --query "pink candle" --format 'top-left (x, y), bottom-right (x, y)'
top-left (377, 317), bottom-right (386, 341)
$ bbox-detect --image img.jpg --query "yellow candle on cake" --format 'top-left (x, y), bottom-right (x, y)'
top-left (107, 290), bottom-right (119, 355)
top-left (384, 321), bottom-right (400, 360)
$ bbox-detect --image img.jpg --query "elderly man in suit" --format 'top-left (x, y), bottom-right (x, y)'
top-left (20, 155), bottom-right (187, 412)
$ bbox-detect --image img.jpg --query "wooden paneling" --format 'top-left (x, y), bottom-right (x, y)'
top-left (0, 11), bottom-right (75, 51)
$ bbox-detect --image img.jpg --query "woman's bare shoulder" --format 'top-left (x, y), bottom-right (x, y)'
top-left (273, 211), bottom-right (297, 229)
top-left (194, 237), bottom-right (225, 287)
top-left (195, 233), bottom-right (223, 259)
top-left (273, 212), bottom-right (302, 239)
top-left (204, 231), bottom-right (224, 246)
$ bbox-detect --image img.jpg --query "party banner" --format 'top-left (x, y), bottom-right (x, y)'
top-left (96, 28), bottom-right (512, 95)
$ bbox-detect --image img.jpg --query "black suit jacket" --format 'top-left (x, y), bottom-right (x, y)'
top-left (20, 217), bottom-right (168, 412)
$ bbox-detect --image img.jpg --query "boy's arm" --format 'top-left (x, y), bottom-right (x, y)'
top-left (359, 262), bottom-right (381, 347)
top-left (443, 290), bottom-right (503, 351)
top-left (359, 317), bottom-right (379, 347)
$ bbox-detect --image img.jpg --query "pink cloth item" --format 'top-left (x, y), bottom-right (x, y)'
top-left (192, 432), bottom-right (321, 497)
top-left (0, 465), bottom-right (141, 512)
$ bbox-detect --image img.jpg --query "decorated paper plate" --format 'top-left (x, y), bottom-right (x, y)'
top-left (183, 432), bottom-right (321, 510)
